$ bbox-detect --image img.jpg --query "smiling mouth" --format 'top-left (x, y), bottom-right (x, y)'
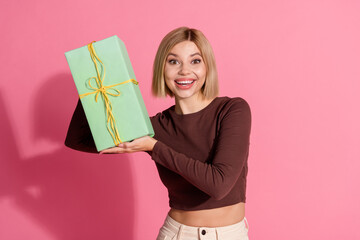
top-left (175, 79), bottom-right (195, 86)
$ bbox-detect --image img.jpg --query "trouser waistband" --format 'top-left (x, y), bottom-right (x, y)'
top-left (163, 214), bottom-right (248, 239)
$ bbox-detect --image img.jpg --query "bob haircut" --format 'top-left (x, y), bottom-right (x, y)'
top-left (152, 27), bottom-right (219, 99)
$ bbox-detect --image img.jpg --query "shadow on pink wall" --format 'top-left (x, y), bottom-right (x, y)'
top-left (0, 73), bottom-right (135, 239)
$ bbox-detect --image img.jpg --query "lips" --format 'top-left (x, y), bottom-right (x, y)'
top-left (174, 78), bottom-right (196, 90)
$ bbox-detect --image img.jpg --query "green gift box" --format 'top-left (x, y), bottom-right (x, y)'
top-left (65, 35), bottom-right (154, 152)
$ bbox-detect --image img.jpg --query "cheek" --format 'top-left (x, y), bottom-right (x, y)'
top-left (195, 65), bottom-right (207, 80)
top-left (164, 66), bottom-right (177, 80)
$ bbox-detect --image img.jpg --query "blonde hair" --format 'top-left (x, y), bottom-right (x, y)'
top-left (152, 27), bottom-right (219, 98)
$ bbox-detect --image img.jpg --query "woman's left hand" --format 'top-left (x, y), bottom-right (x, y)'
top-left (100, 136), bottom-right (157, 154)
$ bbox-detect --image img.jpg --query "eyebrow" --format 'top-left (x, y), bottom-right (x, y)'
top-left (167, 52), bottom-right (202, 58)
top-left (191, 53), bottom-right (202, 57)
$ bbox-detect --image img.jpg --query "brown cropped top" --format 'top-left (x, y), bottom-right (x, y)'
top-left (149, 97), bottom-right (251, 210)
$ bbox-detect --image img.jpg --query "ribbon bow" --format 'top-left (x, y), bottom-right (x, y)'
top-left (79, 41), bottom-right (138, 145)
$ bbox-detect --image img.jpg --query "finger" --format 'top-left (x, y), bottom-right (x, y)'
top-left (100, 146), bottom-right (139, 154)
top-left (100, 147), bottom-right (123, 154)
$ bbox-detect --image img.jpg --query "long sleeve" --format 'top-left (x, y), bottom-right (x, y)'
top-left (64, 99), bottom-right (97, 153)
top-left (151, 99), bottom-right (251, 200)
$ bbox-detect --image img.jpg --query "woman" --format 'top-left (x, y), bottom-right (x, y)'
top-left (65, 27), bottom-right (251, 240)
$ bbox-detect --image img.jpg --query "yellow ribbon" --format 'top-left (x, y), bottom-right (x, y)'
top-left (79, 41), bottom-right (138, 145)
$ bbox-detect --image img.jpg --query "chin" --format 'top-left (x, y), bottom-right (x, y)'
top-left (174, 91), bottom-right (200, 100)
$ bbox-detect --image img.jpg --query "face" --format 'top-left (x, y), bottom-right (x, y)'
top-left (164, 41), bottom-right (207, 101)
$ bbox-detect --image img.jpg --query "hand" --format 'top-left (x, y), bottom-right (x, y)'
top-left (100, 136), bottom-right (157, 154)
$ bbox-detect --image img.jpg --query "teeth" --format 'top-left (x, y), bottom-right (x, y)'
top-left (176, 80), bottom-right (194, 85)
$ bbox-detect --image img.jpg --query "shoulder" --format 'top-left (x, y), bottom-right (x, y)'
top-left (217, 96), bottom-right (251, 116)
top-left (224, 96), bottom-right (250, 108)
top-left (150, 105), bottom-right (173, 124)
top-left (215, 97), bottom-right (251, 131)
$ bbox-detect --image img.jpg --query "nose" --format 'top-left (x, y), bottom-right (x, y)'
top-left (178, 62), bottom-right (191, 75)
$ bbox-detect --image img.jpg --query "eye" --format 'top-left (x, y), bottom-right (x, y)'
top-left (168, 59), bottom-right (179, 64)
top-left (192, 59), bottom-right (201, 64)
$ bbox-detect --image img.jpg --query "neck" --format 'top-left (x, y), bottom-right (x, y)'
top-left (174, 94), bottom-right (215, 115)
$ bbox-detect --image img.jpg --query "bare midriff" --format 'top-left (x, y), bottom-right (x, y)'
top-left (168, 202), bottom-right (245, 227)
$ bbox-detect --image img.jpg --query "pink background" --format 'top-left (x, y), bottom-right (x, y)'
top-left (1, 0), bottom-right (359, 239)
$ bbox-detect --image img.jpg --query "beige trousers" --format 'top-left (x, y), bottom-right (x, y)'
top-left (156, 215), bottom-right (249, 240)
